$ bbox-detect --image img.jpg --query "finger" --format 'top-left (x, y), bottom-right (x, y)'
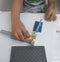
top-left (50, 14), bottom-right (54, 21)
top-left (22, 27), bottom-right (30, 37)
top-left (47, 11), bottom-right (55, 21)
top-left (53, 16), bottom-right (57, 21)
top-left (52, 10), bottom-right (57, 21)
top-left (23, 29), bottom-right (30, 38)
top-left (50, 13), bottom-right (56, 21)
top-left (26, 31), bottom-right (30, 37)
top-left (17, 30), bottom-right (25, 41)
top-left (53, 13), bottom-right (57, 21)
top-left (45, 12), bottom-right (51, 21)
top-left (13, 32), bottom-right (20, 40)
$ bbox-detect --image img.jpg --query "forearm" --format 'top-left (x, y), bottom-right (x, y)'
top-left (48, 0), bottom-right (55, 8)
top-left (11, 0), bottom-right (23, 19)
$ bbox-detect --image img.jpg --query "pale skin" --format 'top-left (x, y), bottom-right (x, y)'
top-left (11, 0), bottom-right (56, 41)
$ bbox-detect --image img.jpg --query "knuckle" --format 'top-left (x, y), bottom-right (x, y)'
top-left (24, 30), bottom-right (28, 33)
top-left (20, 38), bottom-right (24, 41)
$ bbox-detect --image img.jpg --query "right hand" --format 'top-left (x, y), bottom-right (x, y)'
top-left (45, 6), bottom-right (57, 21)
top-left (11, 18), bottom-right (30, 41)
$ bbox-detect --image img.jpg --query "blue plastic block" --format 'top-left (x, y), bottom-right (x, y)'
top-left (33, 21), bottom-right (43, 32)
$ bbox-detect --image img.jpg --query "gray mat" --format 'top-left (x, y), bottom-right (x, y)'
top-left (10, 46), bottom-right (47, 62)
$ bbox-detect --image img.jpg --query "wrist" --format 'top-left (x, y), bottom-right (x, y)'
top-left (48, 4), bottom-right (55, 9)
top-left (11, 15), bottom-right (20, 20)
top-left (11, 12), bottom-right (20, 20)
top-left (48, 3), bottom-right (55, 9)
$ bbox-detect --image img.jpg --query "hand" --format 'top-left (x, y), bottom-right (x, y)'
top-left (45, 6), bottom-right (57, 21)
top-left (11, 18), bottom-right (30, 41)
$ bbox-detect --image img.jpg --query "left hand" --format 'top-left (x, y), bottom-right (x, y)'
top-left (45, 6), bottom-right (57, 21)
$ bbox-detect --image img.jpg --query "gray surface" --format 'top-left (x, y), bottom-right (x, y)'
top-left (0, 0), bottom-right (12, 11)
top-left (10, 46), bottom-right (47, 62)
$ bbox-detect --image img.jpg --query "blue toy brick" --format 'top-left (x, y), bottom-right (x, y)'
top-left (33, 21), bottom-right (39, 31)
top-left (33, 21), bottom-right (43, 32)
top-left (38, 22), bottom-right (43, 32)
